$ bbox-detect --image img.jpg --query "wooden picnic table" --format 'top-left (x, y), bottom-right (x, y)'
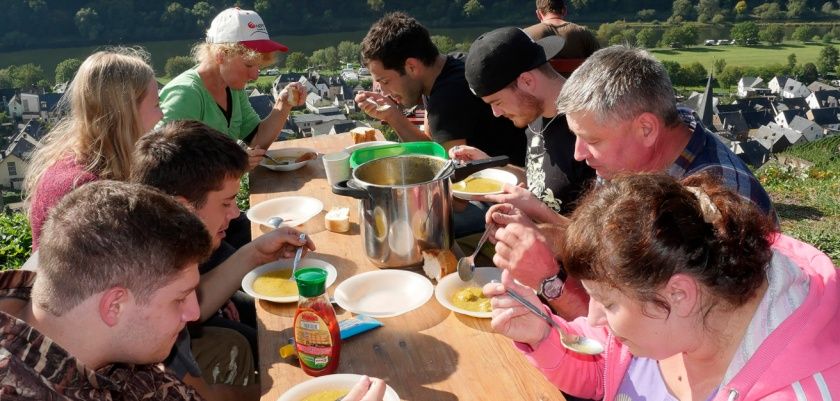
top-left (250, 132), bottom-right (565, 401)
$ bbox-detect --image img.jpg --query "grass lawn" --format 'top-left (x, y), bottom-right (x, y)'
top-left (651, 41), bottom-right (835, 68)
top-left (756, 135), bottom-right (840, 265)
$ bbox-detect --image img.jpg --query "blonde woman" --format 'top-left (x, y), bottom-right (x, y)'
top-left (159, 7), bottom-right (306, 170)
top-left (24, 47), bottom-right (162, 249)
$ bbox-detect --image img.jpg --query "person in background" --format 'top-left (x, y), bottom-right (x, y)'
top-left (131, 120), bottom-right (316, 399)
top-left (159, 7), bottom-right (306, 171)
top-left (355, 12), bottom-right (528, 237)
top-left (487, 45), bottom-right (777, 320)
top-left (24, 47), bottom-right (162, 250)
top-left (486, 173), bottom-right (839, 401)
top-left (0, 181), bottom-right (387, 401)
top-left (523, 0), bottom-right (600, 77)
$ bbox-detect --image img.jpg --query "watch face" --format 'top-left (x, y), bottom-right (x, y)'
top-left (542, 276), bottom-right (564, 299)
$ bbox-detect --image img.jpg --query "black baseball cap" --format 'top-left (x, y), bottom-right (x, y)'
top-left (466, 27), bottom-right (565, 97)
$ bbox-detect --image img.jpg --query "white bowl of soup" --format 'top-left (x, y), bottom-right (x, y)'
top-left (277, 373), bottom-right (400, 401)
top-left (451, 168), bottom-right (518, 200)
top-left (434, 267), bottom-right (501, 318)
top-left (241, 257), bottom-right (337, 303)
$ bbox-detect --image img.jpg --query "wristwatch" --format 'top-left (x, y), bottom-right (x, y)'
top-left (538, 267), bottom-right (568, 300)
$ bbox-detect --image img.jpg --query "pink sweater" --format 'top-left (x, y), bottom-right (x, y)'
top-left (517, 234), bottom-right (840, 401)
top-left (29, 157), bottom-right (98, 250)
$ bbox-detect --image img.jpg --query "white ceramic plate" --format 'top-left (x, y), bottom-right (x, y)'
top-left (451, 168), bottom-right (518, 201)
top-left (334, 270), bottom-right (433, 318)
top-left (276, 373), bottom-right (400, 401)
top-left (242, 258), bottom-right (338, 303)
top-left (260, 147), bottom-right (318, 171)
top-left (247, 196), bottom-right (324, 228)
top-left (344, 140), bottom-right (396, 154)
top-left (435, 267), bottom-right (501, 318)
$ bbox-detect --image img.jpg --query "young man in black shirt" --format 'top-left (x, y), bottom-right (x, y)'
top-left (456, 27), bottom-right (595, 220)
top-left (355, 12), bottom-right (526, 167)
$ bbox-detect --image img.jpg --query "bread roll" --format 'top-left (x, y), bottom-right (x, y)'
top-left (422, 249), bottom-right (457, 281)
top-left (325, 207), bottom-right (350, 233)
top-left (350, 127), bottom-right (377, 144)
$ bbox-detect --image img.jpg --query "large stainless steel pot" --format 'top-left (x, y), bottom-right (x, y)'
top-left (332, 154), bottom-right (507, 268)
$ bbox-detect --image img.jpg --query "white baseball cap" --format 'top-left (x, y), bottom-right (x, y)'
top-left (206, 8), bottom-right (288, 53)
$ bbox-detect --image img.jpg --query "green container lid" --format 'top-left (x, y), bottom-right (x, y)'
top-left (349, 142), bottom-right (447, 168)
top-left (294, 268), bottom-right (327, 297)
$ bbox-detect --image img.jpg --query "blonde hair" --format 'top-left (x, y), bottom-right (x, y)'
top-left (191, 42), bottom-right (276, 68)
top-left (23, 47), bottom-right (155, 207)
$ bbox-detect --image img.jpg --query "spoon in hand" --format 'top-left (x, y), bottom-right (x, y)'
top-left (290, 233), bottom-right (306, 280)
top-left (267, 216), bottom-right (284, 228)
top-left (365, 97), bottom-right (392, 112)
top-left (457, 224), bottom-right (493, 281)
top-left (504, 288), bottom-right (604, 355)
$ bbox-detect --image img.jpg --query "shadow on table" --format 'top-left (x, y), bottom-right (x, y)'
top-left (343, 331), bottom-right (459, 401)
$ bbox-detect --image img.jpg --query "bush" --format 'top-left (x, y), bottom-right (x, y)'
top-left (0, 212), bottom-right (32, 270)
top-left (164, 56), bottom-right (194, 78)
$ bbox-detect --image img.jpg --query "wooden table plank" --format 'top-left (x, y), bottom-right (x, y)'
top-left (251, 133), bottom-right (565, 401)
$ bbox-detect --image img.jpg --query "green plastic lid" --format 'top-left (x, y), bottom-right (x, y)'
top-left (349, 142), bottom-right (447, 168)
top-left (294, 268), bottom-right (327, 297)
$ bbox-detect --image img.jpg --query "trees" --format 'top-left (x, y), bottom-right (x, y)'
top-left (670, 0), bottom-right (694, 22)
top-left (165, 56), bottom-right (194, 78)
top-left (800, 62), bottom-right (819, 84)
top-left (817, 45), bottom-right (839, 74)
top-left (792, 25), bottom-right (816, 42)
top-left (431, 35), bottom-right (456, 54)
top-left (753, 2), bottom-right (784, 20)
top-left (758, 24), bottom-right (785, 45)
top-left (786, 0), bottom-right (807, 19)
top-left (713, 58), bottom-right (727, 75)
top-left (731, 21), bottom-right (759, 45)
top-left (660, 25), bottom-right (697, 48)
top-left (463, 0), bottom-right (485, 17)
top-left (734, 1), bottom-right (748, 18)
top-left (286, 52), bottom-right (308, 72)
top-left (696, 0), bottom-right (722, 23)
top-left (12, 64), bottom-right (45, 88)
top-left (337, 41), bottom-right (361, 65)
top-left (636, 27), bottom-right (661, 49)
top-left (54, 58), bottom-right (83, 84)
top-left (75, 7), bottom-right (103, 41)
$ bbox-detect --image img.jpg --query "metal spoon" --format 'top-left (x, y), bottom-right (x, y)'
top-left (432, 159), bottom-right (455, 181)
top-left (457, 224), bottom-right (493, 281)
top-left (267, 216), bottom-right (284, 228)
top-left (505, 288), bottom-right (604, 355)
top-left (290, 233), bottom-right (306, 279)
top-left (365, 97), bottom-right (392, 112)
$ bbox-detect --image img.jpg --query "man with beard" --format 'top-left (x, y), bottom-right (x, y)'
top-left (455, 27), bottom-right (595, 222)
top-left (355, 12), bottom-right (527, 167)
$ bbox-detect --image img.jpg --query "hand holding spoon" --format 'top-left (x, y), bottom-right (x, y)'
top-left (504, 288), bottom-right (604, 355)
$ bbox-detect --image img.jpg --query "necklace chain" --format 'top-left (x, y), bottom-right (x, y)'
top-left (528, 114), bottom-right (559, 136)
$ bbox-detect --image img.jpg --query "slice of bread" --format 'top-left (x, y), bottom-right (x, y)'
top-left (350, 127), bottom-right (377, 144)
top-left (325, 206), bottom-right (350, 233)
top-left (422, 249), bottom-right (458, 282)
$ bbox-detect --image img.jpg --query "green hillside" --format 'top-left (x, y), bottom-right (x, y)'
top-left (651, 41), bottom-right (831, 69)
top-left (757, 135), bottom-right (840, 264)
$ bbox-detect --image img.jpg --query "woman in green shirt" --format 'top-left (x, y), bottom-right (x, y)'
top-left (159, 7), bottom-right (305, 170)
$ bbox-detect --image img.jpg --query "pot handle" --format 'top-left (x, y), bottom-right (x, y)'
top-left (451, 155), bottom-right (510, 182)
top-left (332, 179), bottom-right (370, 199)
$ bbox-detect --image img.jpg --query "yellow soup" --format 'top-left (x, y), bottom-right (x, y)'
top-left (302, 389), bottom-right (348, 401)
top-left (252, 270), bottom-right (297, 298)
top-left (453, 177), bottom-right (503, 193)
top-left (451, 287), bottom-right (491, 312)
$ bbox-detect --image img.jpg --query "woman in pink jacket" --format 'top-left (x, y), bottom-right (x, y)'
top-left (486, 173), bottom-right (839, 401)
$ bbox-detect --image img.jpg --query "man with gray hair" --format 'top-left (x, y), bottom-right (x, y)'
top-left (488, 45), bottom-right (776, 320)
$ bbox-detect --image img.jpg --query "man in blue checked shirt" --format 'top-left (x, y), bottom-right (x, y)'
top-left (486, 45), bottom-right (777, 321)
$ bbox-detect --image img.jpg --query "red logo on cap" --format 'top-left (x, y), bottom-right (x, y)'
top-left (248, 21), bottom-right (256, 29)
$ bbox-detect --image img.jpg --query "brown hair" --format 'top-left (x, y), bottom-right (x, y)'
top-left (130, 120), bottom-right (248, 209)
top-left (361, 12), bottom-right (439, 74)
top-left (537, 0), bottom-right (567, 15)
top-left (563, 173), bottom-right (775, 314)
top-left (33, 181), bottom-right (212, 316)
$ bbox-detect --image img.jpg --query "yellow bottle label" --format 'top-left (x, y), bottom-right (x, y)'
top-left (294, 311), bottom-right (333, 370)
